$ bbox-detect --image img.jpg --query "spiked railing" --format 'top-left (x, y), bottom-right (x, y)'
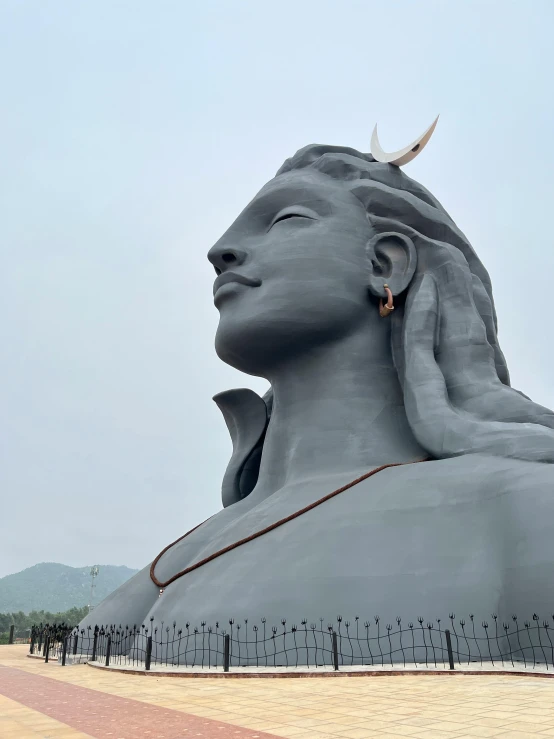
top-left (30, 613), bottom-right (554, 672)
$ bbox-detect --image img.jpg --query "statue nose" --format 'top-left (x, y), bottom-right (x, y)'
top-left (207, 245), bottom-right (247, 275)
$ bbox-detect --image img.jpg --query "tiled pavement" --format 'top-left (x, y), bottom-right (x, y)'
top-left (0, 663), bottom-right (279, 738)
top-left (1, 646), bottom-right (554, 738)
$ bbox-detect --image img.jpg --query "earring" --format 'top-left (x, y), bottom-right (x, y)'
top-left (379, 284), bottom-right (394, 317)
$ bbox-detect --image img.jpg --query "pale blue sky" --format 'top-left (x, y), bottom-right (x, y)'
top-left (1, 0), bottom-right (553, 578)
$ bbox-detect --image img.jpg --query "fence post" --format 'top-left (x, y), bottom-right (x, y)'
top-left (73, 632), bottom-right (79, 656)
top-left (223, 633), bottom-right (230, 673)
top-left (145, 635), bottom-right (153, 671)
top-left (44, 635), bottom-right (50, 663)
top-left (105, 636), bottom-right (112, 667)
top-left (332, 631), bottom-right (339, 671)
top-left (61, 636), bottom-right (68, 666)
top-left (92, 630), bottom-right (98, 662)
top-left (445, 629), bottom-right (455, 670)
top-left (29, 628), bottom-right (35, 654)
top-left (8, 625), bottom-right (15, 644)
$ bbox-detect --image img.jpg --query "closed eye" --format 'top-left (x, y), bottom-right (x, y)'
top-left (273, 213), bottom-right (302, 224)
top-left (269, 210), bottom-right (317, 229)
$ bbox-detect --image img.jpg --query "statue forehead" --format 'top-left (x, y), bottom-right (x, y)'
top-left (258, 169), bottom-right (346, 197)
top-left (242, 170), bottom-right (361, 219)
top-left (217, 170), bottom-right (370, 243)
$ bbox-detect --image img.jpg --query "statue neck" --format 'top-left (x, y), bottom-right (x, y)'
top-left (251, 326), bottom-right (426, 502)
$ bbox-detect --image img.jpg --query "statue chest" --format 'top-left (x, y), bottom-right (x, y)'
top-left (146, 459), bottom-right (522, 627)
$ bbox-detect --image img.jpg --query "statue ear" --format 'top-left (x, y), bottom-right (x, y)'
top-left (365, 232), bottom-right (417, 299)
top-left (213, 388), bottom-right (269, 508)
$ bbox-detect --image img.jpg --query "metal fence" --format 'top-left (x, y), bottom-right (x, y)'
top-left (29, 623), bottom-right (74, 663)
top-left (30, 614), bottom-right (554, 673)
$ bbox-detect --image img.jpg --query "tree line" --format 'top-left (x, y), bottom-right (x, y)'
top-left (0, 605), bottom-right (89, 642)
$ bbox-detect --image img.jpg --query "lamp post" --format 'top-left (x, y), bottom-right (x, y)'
top-left (88, 566), bottom-right (99, 613)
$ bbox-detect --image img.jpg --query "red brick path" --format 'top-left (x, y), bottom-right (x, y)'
top-left (0, 665), bottom-right (280, 738)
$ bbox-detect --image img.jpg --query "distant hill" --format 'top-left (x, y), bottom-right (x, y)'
top-left (0, 563), bottom-right (139, 613)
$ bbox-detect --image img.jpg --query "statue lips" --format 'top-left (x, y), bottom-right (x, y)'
top-left (213, 271), bottom-right (262, 303)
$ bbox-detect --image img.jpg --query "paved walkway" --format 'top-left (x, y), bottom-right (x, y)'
top-left (2, 645), bottom-right (554, 738)
top-left (0, 663), bottom-right (277, 738)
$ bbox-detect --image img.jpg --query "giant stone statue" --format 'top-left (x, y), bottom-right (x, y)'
top-left (80, 123), bottom-right (554, 646)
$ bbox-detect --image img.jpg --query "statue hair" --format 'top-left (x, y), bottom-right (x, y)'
top-left (271, 145), bottom-right (554, 464)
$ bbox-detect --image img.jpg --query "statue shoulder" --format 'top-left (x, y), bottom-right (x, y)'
top-left (362, 455), bottom-right (554, 505)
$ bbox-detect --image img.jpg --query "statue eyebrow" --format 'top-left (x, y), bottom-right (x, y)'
top-left (247, 184), bottom-right (333, 221)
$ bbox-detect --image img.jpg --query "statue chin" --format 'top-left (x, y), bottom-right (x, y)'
top-left (214, 300), bottom-right (360, 377)
top-left (214, 326), bottom-right (261, 375)
top-left (214, 316), bottom-right (317, 377)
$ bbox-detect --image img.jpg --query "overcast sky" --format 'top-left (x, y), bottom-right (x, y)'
top-left (1, 0), bottom-right (553, 579)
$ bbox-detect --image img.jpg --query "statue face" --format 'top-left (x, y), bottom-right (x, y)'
top-left (208, 172), bottom-right (375, 376)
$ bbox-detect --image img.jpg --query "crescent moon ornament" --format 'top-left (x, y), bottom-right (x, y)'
top-left (370, 115), bottom-right (439, 166)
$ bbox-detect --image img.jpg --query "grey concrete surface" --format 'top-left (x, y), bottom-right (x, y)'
top-left (80, 145), bottom-right (554, 651)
